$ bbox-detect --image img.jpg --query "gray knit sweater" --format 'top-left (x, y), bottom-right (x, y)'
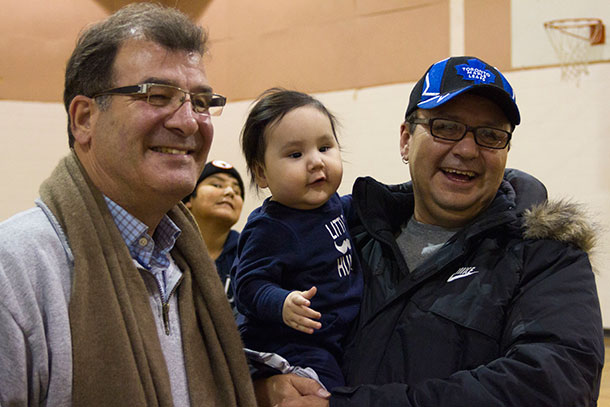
top-left (0, 201), bottom-right (190, 406)
top-left (0, 203), bottom-right (73, 406)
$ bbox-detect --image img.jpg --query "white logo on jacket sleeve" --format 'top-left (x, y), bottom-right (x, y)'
top-left (447, 267), bottom-right (479, 282)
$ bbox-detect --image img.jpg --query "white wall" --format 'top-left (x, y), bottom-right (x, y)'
top-left (0, 101), bottom-right (70, 220)
top-left (2, 63), bottom-right (609, 325)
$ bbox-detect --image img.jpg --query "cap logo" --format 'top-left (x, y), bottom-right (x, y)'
top-left (211, 159), bottom-right (233, 170)
top-left (455, 59), bottom-right (495, 84)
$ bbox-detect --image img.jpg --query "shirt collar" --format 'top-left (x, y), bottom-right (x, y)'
top-left (104, 196), bottom-right (181, 270)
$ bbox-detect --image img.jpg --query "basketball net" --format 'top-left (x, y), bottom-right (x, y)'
top-left (544, 18), bottom-right (605, 84)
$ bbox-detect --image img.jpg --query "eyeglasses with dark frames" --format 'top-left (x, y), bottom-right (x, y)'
top-left (408, 117), bottom-right (512, 149)
top-left (92, 83), bottom-right (226, 116)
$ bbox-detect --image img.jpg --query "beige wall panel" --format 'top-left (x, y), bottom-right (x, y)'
top-left (94, 0), bottom-right (211, 18)
top-left (1, 0), bottom-right (451, 103)
top-left (464, 0), bottom-right (511, 69)
top-left (198, 0), bottom-right (231, 40)
top-left (205, 2), bottom-right (450, 100)
top-left (0, 0), bottom-right (109, 102)
top-left (206, 0), bottom-right (356, 39)
top-left (355, 0), bottom-right (440, 15)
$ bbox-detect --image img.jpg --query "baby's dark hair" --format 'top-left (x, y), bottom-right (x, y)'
top-left (240, 88), bottom-right (339, 187)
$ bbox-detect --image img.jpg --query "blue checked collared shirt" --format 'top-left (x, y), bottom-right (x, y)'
top-left (104, 196), bottom-right (181, 301)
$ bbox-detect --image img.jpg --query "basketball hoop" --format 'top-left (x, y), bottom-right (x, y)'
top-left (544, 18), bottom-right (605, 83)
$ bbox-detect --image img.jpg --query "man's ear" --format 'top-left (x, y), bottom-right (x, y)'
top-left (399, 122), bottom-right (411, 161)
top-left (253, 164), bottom-right (268, 189)
top-left (69, 95), bottom-right (98, 148)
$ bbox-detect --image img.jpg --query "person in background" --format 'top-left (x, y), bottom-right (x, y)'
top-left (0, 3), bottom-right (255, 406)
top-left (183, 159), bottom-right (245, 316)
top-left (232, 88), bottom-right (363, 391)
top-left (253, 56), bottom-right (604, 407)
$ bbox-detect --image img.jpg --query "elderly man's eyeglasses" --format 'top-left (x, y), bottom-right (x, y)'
top-left (92, 83), bottom-right (227, 116)
top-left (408, 117), bottom-right (512, 149)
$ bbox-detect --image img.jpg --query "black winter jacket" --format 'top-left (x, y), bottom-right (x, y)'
top-left (332, 169), bottom-right (604, 407)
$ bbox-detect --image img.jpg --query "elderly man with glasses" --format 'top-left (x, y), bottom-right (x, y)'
top-left (254, 56), bottom-right (603, 407)
top-left (0, 3), bottom-right (255, 406)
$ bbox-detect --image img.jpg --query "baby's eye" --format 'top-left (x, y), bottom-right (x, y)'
top-left (320, 146), bottom-right (331, 152)
top-left (289, 152), bottom-right (302, 159)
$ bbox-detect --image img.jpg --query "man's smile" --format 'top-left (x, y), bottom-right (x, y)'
top-left (441, 168), bottom-right (477, 181)
top-left (151, 146), bottom-right (192, 155)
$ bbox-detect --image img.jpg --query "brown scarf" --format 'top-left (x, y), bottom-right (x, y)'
top-left (39, 152), bottom-right (256, 406)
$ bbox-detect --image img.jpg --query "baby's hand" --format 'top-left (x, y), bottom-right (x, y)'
top-left (282, 286), bottom-right (322, 334)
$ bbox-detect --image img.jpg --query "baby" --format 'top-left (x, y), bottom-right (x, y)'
top-left (231, 88), bottom-right (362, 390)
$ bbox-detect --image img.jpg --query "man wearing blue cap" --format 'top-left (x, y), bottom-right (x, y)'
top-left (253, 56), bottom-right (603, 406)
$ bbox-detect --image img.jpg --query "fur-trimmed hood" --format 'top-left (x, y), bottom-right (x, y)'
top-left (522, 200), bottom-right (598, 254)
top-left (504, 169), bottom-right (598, 255)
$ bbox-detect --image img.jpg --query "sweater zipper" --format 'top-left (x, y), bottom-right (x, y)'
top-left (156, 275), bottom-right (183, 336)
top-left (162, 302), bottom-right (171, 336)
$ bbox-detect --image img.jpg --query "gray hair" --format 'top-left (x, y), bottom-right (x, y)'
top-left (64, 2), bottom-right (208, 147)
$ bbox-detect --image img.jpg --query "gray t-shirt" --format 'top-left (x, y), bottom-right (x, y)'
top-left (396, 216), bottom-right (459, 272)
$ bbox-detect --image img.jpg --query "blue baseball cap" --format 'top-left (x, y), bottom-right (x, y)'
top-left (405, 56), bottom-right (520, 126)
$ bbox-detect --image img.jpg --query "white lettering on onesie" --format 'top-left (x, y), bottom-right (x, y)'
top-left (325, 215), bottom-right (353, 277)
